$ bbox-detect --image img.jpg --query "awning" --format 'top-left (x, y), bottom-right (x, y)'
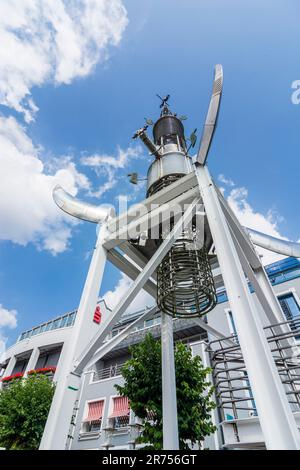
top-left (84, 400), bottom-right (104, 422)
top-left (109, 396), bottom-right (129, 418)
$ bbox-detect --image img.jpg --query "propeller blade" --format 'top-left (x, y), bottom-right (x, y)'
top-left (197, 64), bottom-right (223, 165)
top-left (190, 132), bottom-right (197, 148)
top-left (145, 118), bottom-right (154, 126)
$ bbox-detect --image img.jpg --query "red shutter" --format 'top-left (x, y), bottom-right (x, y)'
top-left (93, 306), bottom-right (102, 324)
top-left (84, 400), bottom-right (104, 422)
top-left (109, 396), bottom-right (130, 418)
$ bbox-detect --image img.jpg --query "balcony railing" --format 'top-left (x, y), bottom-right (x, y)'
top-left (18, 311), bottom-right (77, 341)
top-left (92, 363), bottom-right (126, 382)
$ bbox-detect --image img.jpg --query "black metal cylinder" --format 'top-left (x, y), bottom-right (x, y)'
top-left (153, 115), bottom-right (185, 146)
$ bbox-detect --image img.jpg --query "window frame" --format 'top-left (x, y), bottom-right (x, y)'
top-left (107, 394), bottom-right (130, 432)
top-left (277, 288), bottom-right (300, 341)
top-left (80, 397), bottom-right (106, 436)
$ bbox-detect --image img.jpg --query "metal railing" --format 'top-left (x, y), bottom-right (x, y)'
top-left (18, 311), bottom-right (77, 341)
top-left (92, 363), bottom-right (126, 382)
top-left (207, 315), bottom-right (300, 421)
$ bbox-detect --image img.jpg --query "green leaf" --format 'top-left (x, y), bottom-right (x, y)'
top-left (0, 375), bottom-right (55, 449)
top-left (116, 332), bottom-right (216, 449)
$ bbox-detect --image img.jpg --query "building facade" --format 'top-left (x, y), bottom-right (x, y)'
top-left (1, 258), bottom-right (300, 450)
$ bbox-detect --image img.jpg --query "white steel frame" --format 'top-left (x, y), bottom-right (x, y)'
top-left (40, 162), bottom-right (300, 450)
top-left (40, 62), bottom-right (300, 450)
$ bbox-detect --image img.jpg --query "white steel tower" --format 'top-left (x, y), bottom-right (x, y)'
top-left (40, 65), bottom-right (300, 450)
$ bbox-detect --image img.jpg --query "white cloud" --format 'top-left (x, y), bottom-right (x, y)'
top-left (103, 272), bottom-right (154, 314)
top-left (218, 174), bottom-right (234, 187)
top-left (0, 115), bottom-right (89, 254)
top-left (0, 304), bottom-right (17, 329)
top-left (0, 304), bottom-right (18, 361)
top-left (0, 0), bottom-right (128, 122)
top-left (219, 175), bottom-right (290, 265)
top-left (81, 145), bottom-right (143, 198)
top-left (0, 1), bottom-right (129, 254)
top-left (81, 145), bottom-right (142, 169)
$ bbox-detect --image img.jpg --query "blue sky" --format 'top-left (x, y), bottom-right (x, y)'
top-left (0, 0), bottom-right (300, 348)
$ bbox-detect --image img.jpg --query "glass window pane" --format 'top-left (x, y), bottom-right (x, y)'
top-left (66, 313), bottom-right (75, 326)
top-left (278, 294), bottom-right (300, 339)
top-left (51, 319), bottom-right (60, 330)
top-left (60, 316), bottom-right (67, 328)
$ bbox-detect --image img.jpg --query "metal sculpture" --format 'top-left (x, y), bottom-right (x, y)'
top-left (40, 65), bottom-right (300, 450)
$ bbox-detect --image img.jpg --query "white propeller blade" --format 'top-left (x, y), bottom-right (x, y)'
top-left (197, 64), bottom-right (223, 165)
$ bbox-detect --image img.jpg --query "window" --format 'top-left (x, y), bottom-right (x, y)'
top-left (12, 358), bottom-right (28, 374)
top-left (109, 396), bottom-right (130, 429)
top-left (35, 347), bottom-right (62, 369)
top-left (82, 400), bottom-right (104, 433)
top-left (278, 293), bottom-right (300, 339)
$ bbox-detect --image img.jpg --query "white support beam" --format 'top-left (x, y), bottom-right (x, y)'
top-left (119, 241), bottom-right (157, 281)
top-left (40, 223), bottom-right (109, 450)
top-left (217, 189), bottom-right (285, 324)
top-left (84, 306), bottom-right (158, 370)
top-left (73, 198), bottom-right (200, 375)
top-left (107, 248), bottom-right (157, 298)
top-left (217, 186), bottom-right (293, 347)
top-left (103, 186), bottom-right (200, 249)
top-left (192, 317), bottom-right (236, 347)
top-left (215, 184), bottom-right (261, 270)
top-left (196, 164), bottom-right (300, 450)
top-left (106, 171), bottom-right (198, 234)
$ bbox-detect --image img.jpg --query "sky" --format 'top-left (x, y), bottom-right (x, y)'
top-left (0, 0), bottom-right (300, 349)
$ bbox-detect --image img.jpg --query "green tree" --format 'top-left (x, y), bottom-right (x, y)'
top-left (116, 333), bottom-right (216, 450)
top-left (0, 374), bottom-right (55, 450)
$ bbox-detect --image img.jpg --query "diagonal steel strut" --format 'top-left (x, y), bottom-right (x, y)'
top-left (73, 197), bottom-right (201, 374)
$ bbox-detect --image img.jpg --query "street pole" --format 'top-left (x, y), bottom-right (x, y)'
top-left (161, 312), bottom-right (179, 449)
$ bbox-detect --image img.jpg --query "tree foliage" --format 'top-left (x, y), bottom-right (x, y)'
top-left (0, 374), bottom-right (55, 450)
top-left (115, 333), bottom-right (216, 449)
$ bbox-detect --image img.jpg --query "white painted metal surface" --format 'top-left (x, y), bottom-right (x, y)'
top-left (39, 223), bottom-right (109, 449)
top-left (197, 64), bottom-right (223, 165)
top-left (53, 185), bottom-right (115, 223)
top-left (196, 164), bottom-right (300, 450)
top-left (45, 62), bottom-right (300, 452)
top-left (147, 150), bottom-right (193, 191)
top-left (73, 198), bottom-right (200, 374)
top-left (247, 227), bottom-right (300, 258)
top-left (161, 313), bottom-right (179, 450)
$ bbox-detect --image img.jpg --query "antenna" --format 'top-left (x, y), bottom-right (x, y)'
top-left (156, 94), bottom-right (170, 108)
